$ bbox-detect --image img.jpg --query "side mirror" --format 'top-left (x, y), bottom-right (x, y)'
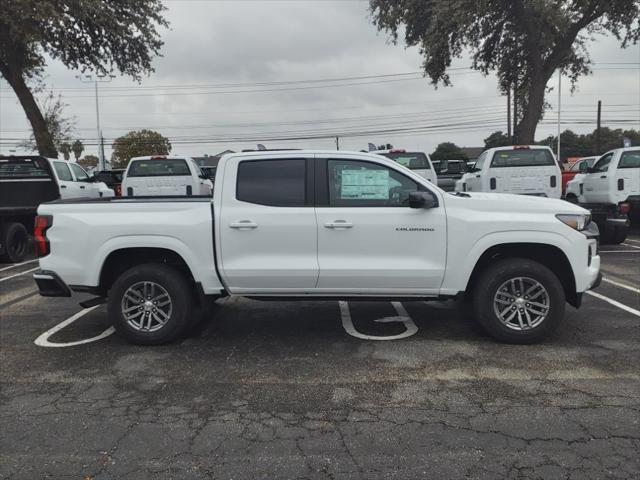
top-left (409, 191), bottom-right (438, 209)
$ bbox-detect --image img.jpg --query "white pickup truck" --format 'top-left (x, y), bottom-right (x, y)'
top-left (565, 147), bottom-right (639, 244)
top-left (33, 150), bottom-right (601, 345)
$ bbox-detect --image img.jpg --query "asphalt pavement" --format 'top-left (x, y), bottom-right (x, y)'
top-left (1, 234), bottom-right (639, 479)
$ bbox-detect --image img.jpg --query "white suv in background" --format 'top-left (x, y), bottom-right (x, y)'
top-left (456, 146), bottom-right (562, 198)
top-left (122, 156), bottom-right (213, 197)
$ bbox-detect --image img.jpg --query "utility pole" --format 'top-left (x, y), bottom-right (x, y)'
top-left (507, 87), bottom-right (512, 143)
top-left (513, 84), bottom-right (518, 144)
top-left (596, 100), bottom-right (602, 155)
top-left (76, 74), bottom-right (115, 170)
top-left (335, 136), bottom-right (340, 150)
top-left (557, 72), bottom-right (562, 162)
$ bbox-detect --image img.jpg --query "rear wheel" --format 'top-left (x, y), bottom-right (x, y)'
top-left (1, 222), bottom-right (29, 263)
top-left (472, 258), bottom-right (565, 344)
top-left (107, 263), bottom-right (194, 345)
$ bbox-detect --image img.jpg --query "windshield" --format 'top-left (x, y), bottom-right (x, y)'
top-left (433, 160), bottom-right (466, 174)
top-left (128, 159), bottom-right (190, 177)
top-left (490, 149), bottom-right (556, 168)
top-left (382, 152), bottom-right (430, 170)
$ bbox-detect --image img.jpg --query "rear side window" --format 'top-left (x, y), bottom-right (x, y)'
top-left (381, 152), bottom-right (430, 170)
top-left (490, 150), bottom-right (556, 168)
top-left (619, 152), bottom-right (640, 169)
top-left (237, 159), bottom-right (306, 207)
top-left (53, 162), bottom-right (73, 181)
top-left (0, 158), bottom-right (50, 178)
top-left (128, 159), bottom-right (190, 177)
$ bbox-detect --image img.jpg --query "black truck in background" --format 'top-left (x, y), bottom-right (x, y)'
top-left (0, 156), bottom-right (61, 263)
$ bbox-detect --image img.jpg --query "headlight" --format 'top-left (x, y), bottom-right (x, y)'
top-left (556, 213), bottom-right (591, 231)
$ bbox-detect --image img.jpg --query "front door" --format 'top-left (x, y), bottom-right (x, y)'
top-left (583, 152), bottom-right (614, 203)
top-left (315, 157), bottom-right (447, 294)
top-left (218, 156), bottom-right (319, 293)
top-left (52, 161), bottom-right (77, 198)
top-left (69, 163), bottom-right (96, 197)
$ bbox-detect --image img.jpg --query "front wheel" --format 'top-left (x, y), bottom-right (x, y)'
top-left (471, 259), bottom-right (565, 344)
top-left (107, 263), bottom-right (194, 345)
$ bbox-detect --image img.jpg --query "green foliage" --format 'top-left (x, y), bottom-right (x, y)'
top-left (78, 154), bottom-right (99, 169)
top-left (431, 142), bottom-right (468, 161)
top-left (539, 128), bottom-right (640, 161)
top-left (369, 1), bottom-right (640, 142)
top-left (72, 140), bottom-right (84, 161)
top-left (59, 142), bottom-right (71, 161)
top-left (484, 131), bottom-right (511, 149)
top-left (111, 130), bottom-right (172, 169)
top-left (18, 91), bottom-right (75, 155)
top-left (0, 0), bottom-right (169, 156)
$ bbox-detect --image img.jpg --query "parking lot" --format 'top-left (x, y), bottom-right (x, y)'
top-left (1, 234), bottom-right (639, 479)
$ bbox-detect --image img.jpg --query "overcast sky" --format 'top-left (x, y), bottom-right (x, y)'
top-left (1, 0), bottom-right (639, 160)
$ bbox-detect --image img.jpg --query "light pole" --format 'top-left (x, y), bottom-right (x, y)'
top-left (557, 71), bottom-right (562, 163)
top-left (76, 74), bottom-right (115, 170)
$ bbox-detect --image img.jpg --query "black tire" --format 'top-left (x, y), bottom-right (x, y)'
top-left (565, 194), bottom-right (579, 205)
top-left (471, 258), bottom-right (565, 344)
top-left (600, 224), bottom-right (627, 245)
top-left (107, 263), bottom-right (194, 345)
top-left (1, 222), bottom-right (29, 263)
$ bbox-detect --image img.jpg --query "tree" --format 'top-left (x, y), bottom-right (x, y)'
top-left (72, 140), bottom-right (84, 161)
top-left (484, 131), bottom-right (511, 149)
top-left (18, 91), bottom-right (75, 155)
top-left (78, 155), bottom-right (99, 170)
top-left (431, 142), bottom-right (468, 161)
top-left (59, 142), bottom-right (71, 161)
top-left (0, 1), bottom-right (168, 158)
top-left (369, 1), bottom-right (640, 143)
top-left (111, 130), bottom-right (171, 168)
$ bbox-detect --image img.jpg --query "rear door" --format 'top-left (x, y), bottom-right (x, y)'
top-left (614, 150), bottom-right (640, 201)
top-left (487, 149), bottom-right (560, 197)
top-left (583, 152), bottom-right (614, 203)
top-left (314, 155), bottom-right (447, 293)
top-left (218, 155), bottom-right (319, 292)
top-left (51, 161), bottom-right (77, 198)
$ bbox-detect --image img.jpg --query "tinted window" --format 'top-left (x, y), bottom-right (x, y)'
top-left (53, 162), bottom-right (73, 181)
top-left (237, 159), bottom-right (306, 207)
top-left (327, 159), bottom-right (419, 207)
top-left (381, 152), bottom-right (430, 170)
top-left (619, 152), bottom-right (640, 169)
top-left (128, 159), bottom-right (190, 177)
top-left (490, 149), bottom-right (556, 168)
top-left (434, 160), bottom-right (466, 174)
top-left (70, 163), bottom-right (90, 181)
top-left (592, 153), bottom-right (613, 173)
top-left (474, 152), bottom-right (488, 170)
top-left (0, 158), bottom-right (50, 178)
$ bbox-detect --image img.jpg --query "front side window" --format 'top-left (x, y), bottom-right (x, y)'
top-left (381, 152), bottom-right (430, 170)
top-left (69, 163), bottom-right (90, 181)
top-left (592, 153), bottom-right (613, 173)
top-left (237, 159), bottom-right (306, 207)
top-left (619, 152), bottom-right (640, 169)
top-left (128, 159), bottom-right (190, 177)
top-left (327, 159), bottom-right (419, 207)
top-left (53, 162), bottom-right (73, 181)
top-left (473, 152), bottom-right (487, 171)
top-left (490, 149), bottom-right (556, 168)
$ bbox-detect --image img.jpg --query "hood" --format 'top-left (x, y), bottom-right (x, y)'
top-left (445, 192), bottom-right (588, 215)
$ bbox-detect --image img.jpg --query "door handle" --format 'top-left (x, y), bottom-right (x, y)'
top-left (230, 220), bottom-right (258, 229)
top-left (60, 185), bottom-right (67, 189)
top-left (324, 221), bottom-right (353, 229)
top-left (600, 175), bottom-right (607, 179)
top-left (80, 185), bottom-right (86, 189)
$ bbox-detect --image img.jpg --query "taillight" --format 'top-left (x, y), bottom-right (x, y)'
top-left (34, 215), bottom-right (53, 257)
top-left (618, 202), bottom-right (631, 215)
top-left (115, 185), bottom-right (122, 196)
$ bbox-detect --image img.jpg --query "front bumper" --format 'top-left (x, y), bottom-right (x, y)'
top-left (33, 270), bottom-right (71, 297)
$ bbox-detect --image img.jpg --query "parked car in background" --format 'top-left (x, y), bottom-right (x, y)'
top-left (200, 166), bottom-right (217, 181)
top-left (35, 150), bottom-right (601, 346)
top-left (562, 156), bottom-right (598, 196)
top-left (94, 169), bottom-right (125, 196)
top-left (372, 149), bottom-right (437, 184)
top-left (432, 159), bottom-right (468, 191)
top-left (565, 147), bottom-right (639, 244)
top-left (122, 156), bottom-right (213, 197)
top-left (0, 156), bottom-right (113, 263)
top-left (455, 146), bottom-right (562, 198)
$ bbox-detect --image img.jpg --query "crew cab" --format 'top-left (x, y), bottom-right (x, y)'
top-left (34, 150), bottom-right (601, 345)
top-left (455, 146), bottom-right (562, 199)
top-left (371, 149), bottom-right (437, 184)
top-left (0, 156), bottom-right (113, 263)
top-left (122, 156), bottom-right (213, 197)
top-left (565, 147), bottom-right (639, 243)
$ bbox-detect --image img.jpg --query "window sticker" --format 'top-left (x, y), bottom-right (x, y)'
top-left (340, 169), bottom-right (389, 200)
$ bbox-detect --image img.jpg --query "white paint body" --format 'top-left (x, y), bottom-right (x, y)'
top-left (38, 150), bottom-right (600, 298)
top-left (122, 156), bottom-right (213, 197)
top-left (49, 159), bottom-right (114, 199)
top-left (371, 150), bottom-right (438, 185)
top-left (455, 146), bottom-right (562, 199)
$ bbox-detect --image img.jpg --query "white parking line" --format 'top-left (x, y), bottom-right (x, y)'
top-left (34, 306), bottom-right (115, 347)
top-left (0, 259), bottom-right (38, 272)
top-left (0, 267), bottom-right (39, 283)
top-left (586, 291), bottom-right (640, 317)
top-left (622, 243), bottom-right (640, 250)
top-left (602, 277), bottom-right (640, 294)
top-left (599, 250), bottom-right (640, 253)
top-left (625, 238), bottom-right (640, 245)
top-left (339, 301), bottom-right (418, 340)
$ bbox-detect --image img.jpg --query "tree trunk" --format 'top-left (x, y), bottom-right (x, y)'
top-left (0, 62), bottom-right (57, 158)
top-left (515, 72), bottom-right (550, 144)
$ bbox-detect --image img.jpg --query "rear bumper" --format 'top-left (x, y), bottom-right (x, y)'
top-left (33, 270), bottom-right (71, 297)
